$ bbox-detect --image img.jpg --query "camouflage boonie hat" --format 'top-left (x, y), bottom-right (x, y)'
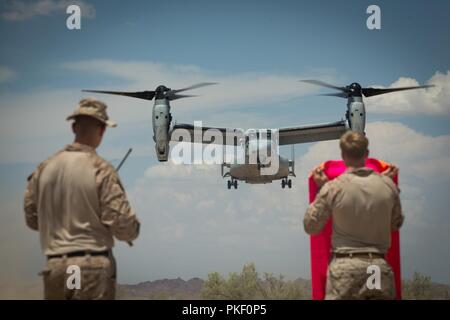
top-left (66, 98), bottom-right (117, 127)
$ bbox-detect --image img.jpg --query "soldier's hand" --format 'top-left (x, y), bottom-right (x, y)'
top-left (311, 166), bottom-right (329, 188)
top-left (382, 165), bottom-right (399, 180)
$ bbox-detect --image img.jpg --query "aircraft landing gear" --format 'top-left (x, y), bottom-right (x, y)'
top-left (227, 179), bottom-right (238, 189)
top-left (281, 178), bottom-right (292, 189)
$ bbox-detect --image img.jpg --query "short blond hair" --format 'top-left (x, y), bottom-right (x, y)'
top-left (339, 131), bottom-right (368, 159)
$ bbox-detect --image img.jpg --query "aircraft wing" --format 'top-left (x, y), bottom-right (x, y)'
top-left (170, 123), bottom-right (244, 146)
top-left (278, 120), bottom-right (348, 145)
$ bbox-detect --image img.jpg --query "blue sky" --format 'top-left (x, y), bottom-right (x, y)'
top-left (0, 0), bottom-right (449, 296)
top-left (1, 0), bottom-right (449, 90)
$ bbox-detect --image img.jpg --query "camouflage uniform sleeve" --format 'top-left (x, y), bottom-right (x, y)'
top-left (24, 171), bottom-right (39, 231)
top-left (303, 181), bottom-right (335, 235)
top-left (390, 183), bottom-right (404, 231)
top-left (381, 175), bottom-right (404, 231)
top-left (96, 161), bottom-right (140, 242)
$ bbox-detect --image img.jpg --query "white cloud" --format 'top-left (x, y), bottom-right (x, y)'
top-left (367, 122), bottom-right (450, 182)
top-left (0, 66), bottom-right (17, 83)
top-left (298, 121), bottom-right (450, 183)
top-left (0, 89), bottom-right (81, 164)
top-left (1, 0), bottom-right (95, 21)
top-left (144, 162), bottom-right (217, 179)
top-left (366, 70), bottom-right (450, 115)
top-left (0, 90), bottom-right (74, 140)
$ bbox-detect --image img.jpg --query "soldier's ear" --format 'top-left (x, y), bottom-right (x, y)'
top-left (365, 149), bottom-right (370, 158)
top-left (99, 124), bottom-right (106, 137)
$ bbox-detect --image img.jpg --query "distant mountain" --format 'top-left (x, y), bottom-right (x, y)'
top-left (117, 277), bottom-right (312, 300)
top-left (118, 277), bottom-right (205, 300)
top-left (117, 276), bottom-right (450, 300)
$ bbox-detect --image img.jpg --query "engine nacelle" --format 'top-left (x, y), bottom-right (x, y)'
top-left (347, 97), bottom-right (366, 133)
top-left (152, 99), bottom-right (171, 162)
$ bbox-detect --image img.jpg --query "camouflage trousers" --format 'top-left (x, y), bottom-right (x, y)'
top-left (325, 256), bottom-right (396, 300)
top-left (40, 253), bottom-right (116, 300)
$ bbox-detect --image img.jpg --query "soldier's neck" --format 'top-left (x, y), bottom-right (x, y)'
top-left (74, 137), bottom-right (97, 149)
top-left (345, 159), bottom-right (366, 170)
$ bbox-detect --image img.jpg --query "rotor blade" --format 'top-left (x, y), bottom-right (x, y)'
top-left (82, 89), bottom-right (156, 101)
top-left (319, 92), bottom-right (348, 98)
top-left (168, 94), bottom-right (198, 101)
top-left (300, 80), bottom-right (346, 91)
top-left (362, 85), bottom-right (434, 97)
top-left (172, 82), bottom-right (218, 93)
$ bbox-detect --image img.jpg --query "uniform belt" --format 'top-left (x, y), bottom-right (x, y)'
top-left (47, 250), bottom-right (109, 260)
top-left (333, 252), bottom-right (385, 259)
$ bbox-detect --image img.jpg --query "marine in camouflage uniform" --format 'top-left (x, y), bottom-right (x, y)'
top-left (303, 131), bottom-right (404, 300)
top-left (24, 98), bottom-right (140, 300)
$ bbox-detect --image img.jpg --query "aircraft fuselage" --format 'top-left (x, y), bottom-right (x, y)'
top-left (229, 155), bottom-right (290, 184)
top-left (224, 133), bottom-right (295, 188)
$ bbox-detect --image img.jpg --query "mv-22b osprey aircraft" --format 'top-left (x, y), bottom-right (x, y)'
top-left (84, 80), bottom-right (432, 189)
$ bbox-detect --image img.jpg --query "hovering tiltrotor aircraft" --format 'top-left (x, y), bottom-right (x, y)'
top-left (170, 121), bottom-right (347, 189)
top-left (83, 79), bottom-right (432, 189)
top-left (170, 80), bottom-right (433, 189)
